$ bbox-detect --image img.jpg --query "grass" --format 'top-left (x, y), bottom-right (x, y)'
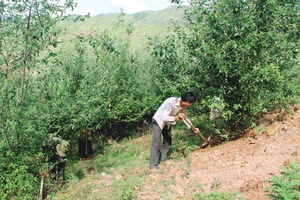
top-left (50, 133), bottom-right (152, 199)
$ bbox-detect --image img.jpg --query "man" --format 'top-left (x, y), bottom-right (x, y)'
top-left (42, 136), bottom-right (69, 183)
top-left (149, 91), bottom-right (200, 169)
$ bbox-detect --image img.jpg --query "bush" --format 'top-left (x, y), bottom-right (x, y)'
top-left (265, 162), bottom-right (300, 200)
top-left (149, 0), bottom-right (300, 138)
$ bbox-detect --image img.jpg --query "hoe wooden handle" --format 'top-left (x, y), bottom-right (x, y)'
top-left (183, 118), bottom-right (208, 142)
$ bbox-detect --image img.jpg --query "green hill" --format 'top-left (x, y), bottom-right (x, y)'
top-left (59, 5), bottom-right (188, 51)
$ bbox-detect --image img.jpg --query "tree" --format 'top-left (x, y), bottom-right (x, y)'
top-left (186, 0), bottom-right (299, 132)
top-left (0, 0), bottom-right (77, 198)
top-left (151, 0), bottom-right (299, 137)
top-left (170, 0), bottom-right (183, 4)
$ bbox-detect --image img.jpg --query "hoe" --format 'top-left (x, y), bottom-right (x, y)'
top-left (184, 118), bottom-right (212, 148)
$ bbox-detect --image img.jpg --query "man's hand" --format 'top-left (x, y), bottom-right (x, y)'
top-left (175, 113), bottom-right (185, 121)
top-left (178, 113), bottom-right (185, 119)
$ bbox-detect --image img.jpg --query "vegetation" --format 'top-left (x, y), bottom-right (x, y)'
top-left (0, 0), bottom-right (299, 199)
top-left (265, 162), bottom-right (300, 200)
top-left (0, 1), bottom-right (78, 198)
top-left (149, 0), bottom-right (300, 139)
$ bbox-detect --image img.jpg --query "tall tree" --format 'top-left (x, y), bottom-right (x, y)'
top-left (185, 0), bottom-right (299, 132)
top-left (0, 0), bottom-right (77, 198)
top-left (151, 0), bottom-right (299, 137)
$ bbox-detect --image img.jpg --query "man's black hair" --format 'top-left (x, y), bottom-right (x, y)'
top-left (181, 92), bottom-right (196, 103)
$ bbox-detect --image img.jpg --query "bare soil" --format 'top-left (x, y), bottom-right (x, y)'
top-left (137, 106), bottom-right (300, 199)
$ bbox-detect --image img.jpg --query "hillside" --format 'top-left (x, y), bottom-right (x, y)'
top-left (51, 106), bottom-right (300, 199)
top-left (59, 5), bottom-right (187, 51)
top-left (142, 107), bottom-right (300, 199)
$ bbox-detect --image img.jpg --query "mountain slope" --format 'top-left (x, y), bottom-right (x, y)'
top-left (59, 5), bottom-right (187, 51)
top-left (131, 106), bottom-right (300, 199)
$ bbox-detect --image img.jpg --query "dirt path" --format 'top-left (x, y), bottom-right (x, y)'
top-left (139, 107), bottom-right (300, 199)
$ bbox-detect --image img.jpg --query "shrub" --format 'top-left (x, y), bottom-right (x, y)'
top-left (265, 162), bottom-right (300, 200)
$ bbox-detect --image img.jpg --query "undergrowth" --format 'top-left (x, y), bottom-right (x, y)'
top-left (265, 162), bottom-right (300, 200)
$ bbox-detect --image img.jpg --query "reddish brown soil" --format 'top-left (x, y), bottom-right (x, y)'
top-left (138, 106), bottom-right (300, 199)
